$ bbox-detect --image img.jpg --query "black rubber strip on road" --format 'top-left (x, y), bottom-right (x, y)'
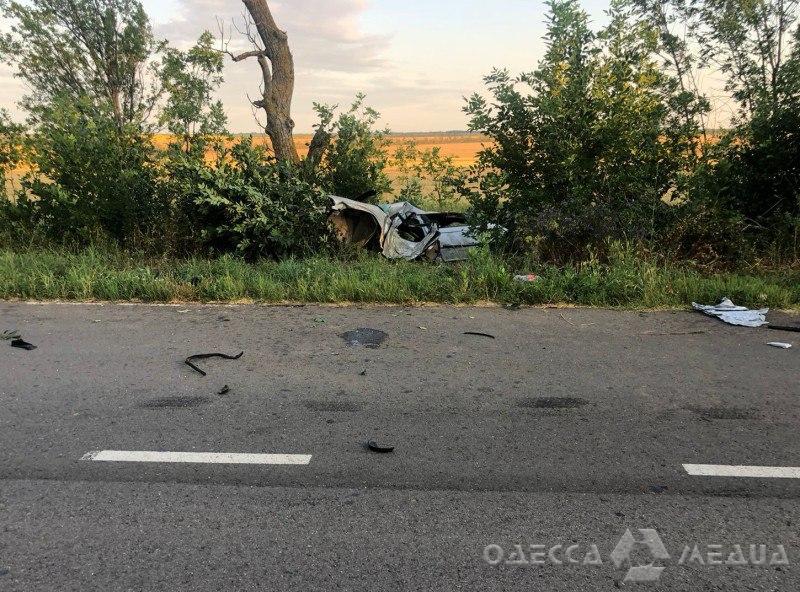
top-left (10, 339), bottom-right (36, 351)
top-left (185, 352), bottom-right (244, 377)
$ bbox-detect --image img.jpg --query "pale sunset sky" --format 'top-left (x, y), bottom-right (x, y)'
top-left (0, 0), bottom-right (732, 132)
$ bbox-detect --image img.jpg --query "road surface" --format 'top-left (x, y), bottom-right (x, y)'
top-left (0, 302), bottom-right (798, 590)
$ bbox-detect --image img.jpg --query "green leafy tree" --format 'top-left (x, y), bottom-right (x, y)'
top-left (463, 0), bottom-right (692, 260)
top-left (689, 0), bottom-right (798, 119)
top-left (311, 94), bottom-right (391, 202)
top-left (159, 31), bottom-right (227, 154)
top-left (12, 97), bottom-right (163, 244)
top-left (0, 109), bottom-right (24, 191)
top-left (0, 0), bottom-right (163, 128)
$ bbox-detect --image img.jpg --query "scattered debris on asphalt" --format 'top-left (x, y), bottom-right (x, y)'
top-left (366, 440), bottom-right (395, 454)
top-left (218, 385), bottom-right (231, 395)
top-left (340, 328), bottom-right (388, 349)
top-left (359, 368), bottom-right (368, 376)
top-left (769, 324), bottom-right (800, 333)
top-left (559, 313), bottom-right (576, 326)
top-left (329, 195), bottom-right (496, 262)
top-left (768, 342), bottom-right (793, 350)
top-left (464, 331), bottom-right (496, 339)
top-left (648, 485), bottom-right (669, 494)
top-left (692, 298), bottom-right (769, 327)
top-left (184, 351), bottom-right (244, 377)
top-left (514, 274), bottom-right (539, 283)
top-left (2, 330), bottom-right (20, 341)
top-left (312, 318), bottom-right (326, 324)
top-left (10, 338), bottom-right (36, 351)
top-left (641, 330), bottom-right (708, 336)
top-left (504, 303), bottom-right (521, 311)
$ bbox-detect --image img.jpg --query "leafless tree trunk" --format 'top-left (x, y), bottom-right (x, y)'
top-left (225, 0), bottom-right (331, 166)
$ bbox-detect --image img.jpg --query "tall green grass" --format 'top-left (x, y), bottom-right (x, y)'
top-left (0, 247), bottom-right (797, 308)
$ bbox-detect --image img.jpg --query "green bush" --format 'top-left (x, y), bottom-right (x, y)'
top-left (167, 137), bottom-right (331, 259)
top-left (5, 98), bottom-right (165, 246)
top-left (462, 0), bottom-right (694, 262)
top-left (311, 94), bottom-right (391, 202)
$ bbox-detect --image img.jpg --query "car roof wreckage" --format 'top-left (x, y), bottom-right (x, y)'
top-left (329, 195), bottom-right (486, 262)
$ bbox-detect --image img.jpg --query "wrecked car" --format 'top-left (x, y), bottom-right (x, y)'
top-left (329, 195), bottom-right (484, 262)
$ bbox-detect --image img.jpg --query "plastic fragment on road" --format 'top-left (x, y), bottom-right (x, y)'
top-left (184, 351), bottom-right (244, 377)
top-left (464, 331), bottom-right (496, 339)
top-left (218, 385), bottom-right (231, 395)
top-left (514, 274), bottom-right (539, 283)
top-left (768, 342), bottom-right (793, 349)
top-left (2, 330), bottom-right (21, 341)
top-left (10, 338), bottom-right (36, 351)
top-left (366, 440), bottom-right (395, 454)
top-left (691, 297), bottom-right (769, 328)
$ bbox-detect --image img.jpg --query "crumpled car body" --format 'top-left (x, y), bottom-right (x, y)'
top-left (329, 196), bottom-right (482, 262)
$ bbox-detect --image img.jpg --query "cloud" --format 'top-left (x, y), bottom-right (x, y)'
top-left (150, 0), bottom-right (396, 130)
top-left (155, 0), bottom-right (389, 72)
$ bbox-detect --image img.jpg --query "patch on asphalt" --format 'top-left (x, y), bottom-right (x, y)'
top-left (518, 397), bottom-right (589, 409)
top-left (340, 328), bottom-right (388, 349)
top-left (685, 405), bottom-right (759, 420)
top-left (304, 400), bottom-right (360, 412)
top-left (140, 396), bottom-right (212, 409)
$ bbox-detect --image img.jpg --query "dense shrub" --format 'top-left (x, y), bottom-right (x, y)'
top-left (5, 98), bottom-right (165, 246)
top-left (167, 137), bottom-right (331, 259)
top-left (311, 94), bottom-right (391, 202)
top-left (0, 109), bottom-right (24, 189)
top-left (462, 0), bottom-right (695, 262)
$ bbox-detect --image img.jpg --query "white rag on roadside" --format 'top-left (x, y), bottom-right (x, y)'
top-left (692, 297), bottom-right (770, 328)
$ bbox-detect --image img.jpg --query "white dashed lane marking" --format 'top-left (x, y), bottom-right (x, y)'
top-left (81, 450), bottom-right (312, 465)
top-left (684, 464), bottom-right (800, 479)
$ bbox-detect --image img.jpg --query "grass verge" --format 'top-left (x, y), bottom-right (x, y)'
top-left (0, 248), bottom-right (798, 309)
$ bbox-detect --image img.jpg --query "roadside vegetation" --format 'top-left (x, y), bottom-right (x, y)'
top-left (1, 245), bottom-right (798, 308)
top-left (0, 0), bottom-right (798, 306)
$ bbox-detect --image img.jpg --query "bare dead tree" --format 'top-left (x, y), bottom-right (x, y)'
top-left (221, 0), bottom-right (331, 166)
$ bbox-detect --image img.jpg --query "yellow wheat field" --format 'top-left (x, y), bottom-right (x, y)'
top-left (5, 133), bottom-right (487, 200)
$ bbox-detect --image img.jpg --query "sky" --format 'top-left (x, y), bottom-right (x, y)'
top-left (1, 0), bottom-right (731, 133)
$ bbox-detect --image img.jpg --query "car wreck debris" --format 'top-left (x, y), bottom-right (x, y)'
top-left (329, 196), bottom-right (489, 262)
top-left (692, 298), bottom-right (769, 328)
top-left (185, 351), bottom-right (244, 377)
top-left (366, 440), bottom-right (395, 454)
top-left (464, 331), bottom-right (496, 339)
top-left (10, 338), bottom-right (37, 351)
top-left (768, 342), bottom-right (793, 349)
top-left (514, 274), bottom-right (539, 283)
top-left (769, 324), bottom-right (800, 333)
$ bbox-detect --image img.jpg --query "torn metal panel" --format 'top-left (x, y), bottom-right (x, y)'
top-left (329, 195), bottom-right (484, 262)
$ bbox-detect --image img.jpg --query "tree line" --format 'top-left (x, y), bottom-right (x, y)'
top-left (0, 0), bottom-right (798, 266)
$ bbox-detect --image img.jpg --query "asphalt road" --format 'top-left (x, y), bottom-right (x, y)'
top-left (0, 301), bottom-right (798, 591)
